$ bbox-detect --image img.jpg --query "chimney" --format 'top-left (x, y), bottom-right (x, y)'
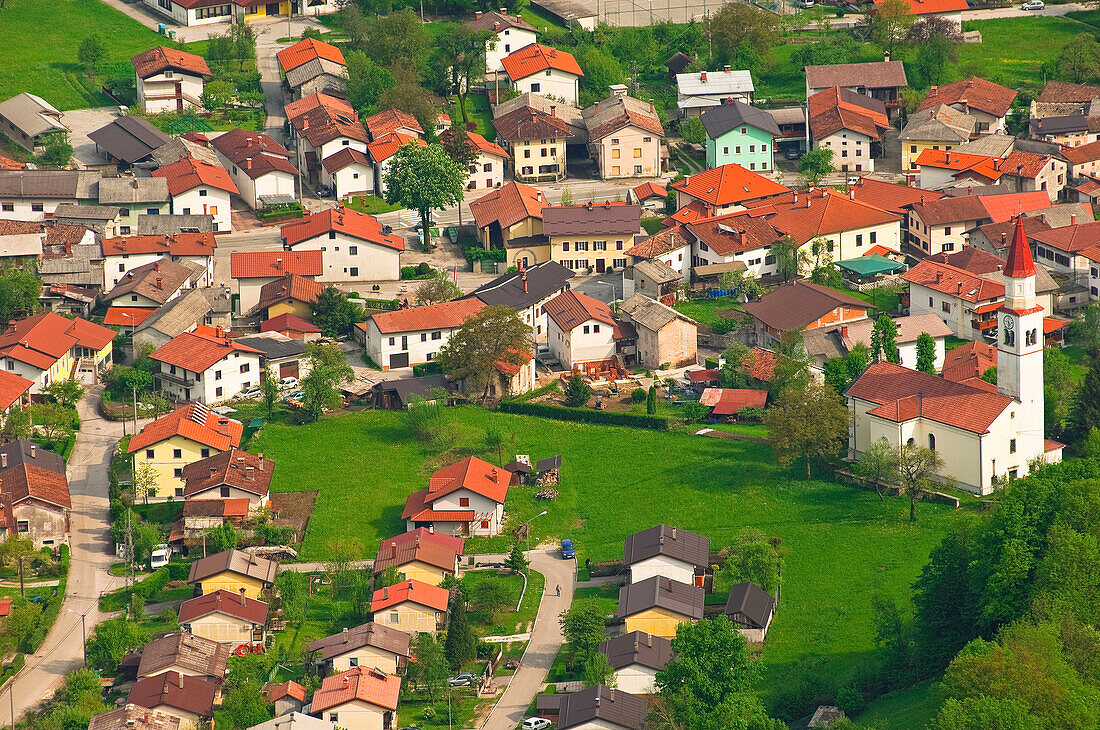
top-left (493, 21), bottom-right (500, 30)
top-left (1, 454), bottom-right (5, 469)
top-left (216, 325), bottom-right (224, 338)
top-left (700, 71), bottom-right (707, 83)
top-left (391, 542), bottom-right (397, 558)
top-left (594, 692), bottom-right (600, 708)
top-left (646, 633), bottom-right (652, 647)
top-left (245, 159), bottom-right (251, 170)
top-left (671, 526), bottom-right (676, 539)
top-left (884, 50), bottom-right (891, 62)
top-left (849, 188), bottom-right (855, 200)
top-left (724, 65), bottom-right (730, 72)
top-left (156, 276), bottom-right (163, 290)
top-left (793, 192), bottom-right (798, 204)
top-left (935, 271), bottom-right (943, 284)
top-left (259, 453), bottom-right (264, 469)
top-left (550, 105), bottom-right (556, 117)
top-left (491, 468), bottom-right (499, 482)
top-left (945, 151), bottom-right (950, 164)
top-left (1001, 232), bottom-right (1007, 248)
top-left (536, 191), bottom-right (542, 202)
top-left (475, 10), bottom-right (482, 17)
top-left (302, 117), bottom-right (308, 130)
top-left (522, 267), bottom-right (528, 293)
top-left (806, 197), bottom-right (811, 209)
top-left (609, 688), bottom-right (615, 702)
top-left (841, 325), bottom-right (848, 337)
top-left (343, 627), bottom-right (349, 640)
top-left (500, 6), bottom-right (506, 12)
top-left (383, 587), bottom-right (389, 600)
top-left (30, 444), bottom-right (35, 459)
top-left (1073, 214), bottom-right (1078, 225)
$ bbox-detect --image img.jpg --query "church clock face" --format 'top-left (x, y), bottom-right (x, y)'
top-left (1003, 316), bottom-right (1014, 331)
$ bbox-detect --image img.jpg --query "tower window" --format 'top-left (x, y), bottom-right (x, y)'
top-left (928, 434), bottom-right (936, 450)
top-left (1010, 439), bottom-right (1017, 453)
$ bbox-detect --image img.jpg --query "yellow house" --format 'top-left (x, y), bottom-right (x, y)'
top-left (0, 312), bottom-right (116, 393)
top-left (243, 0), bottom-right (291, 18)
top-left (492, 105), bottom-right (570, 183)
top-left (899, 104), bottom-right (976, 172)
top-left (306, 621), bottom-right (412, 676)
top-left (617, 576), bottom-right (704, 640)
top-left (469, 181), bottom-right (549, 269)
top-left (544, 201), bottom-right (642, 275)
top-left (370, 580), bottom-right (449, 637)
top-left (127, 403), bottom-right (244, 499)
top-left (136, 632), bottom-right (230, 681)
top-left (311, 667), bottom-right (400, 730)
top-left (187, 549), bottom-right (278, 600)
top-left (251, 273), bottom-right (325, 321)
top-left (177, 590), bottom-right (268, 646)
top-left (372, 528), bottom-right (464, 587)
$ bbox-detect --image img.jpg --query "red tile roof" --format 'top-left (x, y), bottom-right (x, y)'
top-left (0, 600), bottom-right (14, 617)
top-left (1030, 220), bottom-right (1100, 253)
top-left (632, 181), bottom-right (667, 201)
top-left (1002, 149), bottom-right (1053, 180)
top-left (321, 147), bottom-right (373, 174)
top-left (808, 86), bottom-right (889, 139)
top-left (151, 329), bottom-right (261, 374)
top-left (282, 208), bottom-right (403, 251)
top-left (0, 155), bottom-right (25, 171)
top-left (851, 177), bottom-right (945, 214)
top-left (469, 181), bottom-right (547, 230)
top-left (743, 188), bottom-right (901, 244)
top-left (131, 47), bottom-right (211, 79)
top-left (625, 226), bottom-right (689, 259)
top-left (374, 528), bottom-right (464, 574)
top-left (467, 10), bottom-right (537, 32)
top-left (264, 681), bottom-right (307, 704)
top-left (685, 211), bottom-right (781, 256)
top-left (1004, 215), bottom-right (1037, 278)
top-left (743, 347), bottom-right (776, 382)
top-left (1037, 80), bottom-right (1100, 103)
top-left (501, 43), bottom-right (583, 81)
top-left (153, 157), bottom-right (239, 196)
top-left (910, 191), bottom-right (1052, 226)
top-left (0, 370), bottom-right (32, 411)
top-left (177, 589), bottom-right (269, 624)
top-left (426, 455), bottom-right (510, 503)
top-left (65, 316), bottom-right (117, 351)
top-left (400, 490), bottom-right (475, 523)
top-left (230, 250), bottom-right (323, 279)
top-left (254, 274), bottom-right (326, 314)
top-left (492, 105), bottom-right (573, 142)
top-left (102, 232), bottom-right (216, 258)
top-left (742, 279), bottom-right (869, 332)
top-left (128, 404), bottom-right (243, 454)
top-left (128, 672), bottom-right (216, 718)
top-left (0, 312), bottom-right (112, 370)
top-left (181, 447), bottom-right (272, 498)
top-left (370, 579), bottom-right (449, 613)
top-left (261, 312), bottom-right (321, 335)
top-left (440, 129), bottom-right (509, 160)
top-left (182, 498), bottom-right (251, 517)
top-left (687, 368), bottom-right (719, 383)
top-left (276, 38), bottom-right (345, 74)
top-left (369, 299), bottom-right (485, 335)
top-left (663, 199), bottom-right (710, 227)
top-left (366, 131), bottom-right (426, 164)
top-left (0, 462), bottom-right (70, 509)
top-left (545, 290), bottom-right (616, 332)
top-left (1062, 139), bottom-right (1100, 164)
top-left (913, 148), bottom-right (1001, 181)
top-left (312, 666), bottom-right (401, 713)
top-left (917, 77), bottom-right (1017, 118)
top-left (942, 340), bottom-right (997, 385)
top-left (286, 93), bottom-right (369, 148)
top-left (709, 388), bottom-right (768, 415)
top-left (903, 259), bottom-right (1003, 302)
top-left (848, 361), bottom-right (1013, 433)
top-left (210, 129), bottom-right (297, 179)
top-left (364, 108), bottom-right (424, 139)
top-left (671, 164), bottom-right (789, 207)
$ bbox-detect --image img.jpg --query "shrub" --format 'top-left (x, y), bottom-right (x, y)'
top-left (413, 362), bottom-right (443, 377)
top-left (416, 262), bottom-right (432, 276)
top-left (498, 401), bottom-right (669, 430)
top-left (737, 406), bottom-right (767, 421)
top-left (563, 374), bottom-right (592, 408)
top-left (834, 683), bottom-right (866, 717)
top-left (705, 358), bottom-right (719, 369)
top-left (630, 388), bottom-right (647, 403)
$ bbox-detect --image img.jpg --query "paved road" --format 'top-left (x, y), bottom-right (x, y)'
top-left (2, 390), bottom-right (135, 722)
top-left (482, 548), bottom-right (575, 730)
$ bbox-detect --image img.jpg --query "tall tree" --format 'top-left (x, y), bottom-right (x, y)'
top-left (718, 528), bottom-right (783, 594)
top-left (342, 50), bottom-right (395, 115)
top-left (310, 286), bottom-right (365, 337)
top-left (709, 3), bottom-right (777, 66)
top-left (444, 588), bottom-right (476, 669)
top-left (260, 366), bottom-right (279, 417)
top-left (1044, 347), bottom-right (1080, 438)
top-left (871, 314), bottom-right (901, 363)
top-left (771, 235), bottom-right (806, 282)
top-left (765, 382), bottom-right (849, 478)
top-left (575, 45), bottom-right (626, 107)
top-left (377, 61), bottom-right (438, 137)
top-left (436, 305), bottom-right (531, 399)
top-left (0, 266), bottom-right (41, 321)
top-left (220, 680), bottom-right (271, 730)
top-left (913, 524), bottom-right (979, 672)
top-left (409, 633), bottom-right (450, 700)
top-left (770, 329), bottom-right (813, 396)
top-left (915, 332), bottom-right (937, 374)
top-left (897, 441), bottom-right (944, 521)
top-left (1058, 35), bottom-right (1100, 85)
top-left (869, 0), bottom-right (915, 54)
top-left (441, 128), bottom-right (478, 171)
top-left (1075, 302), bottom-right (1100, 355)
top-left (77, 36), bottom-right (106, 75)
top-left (414, 269), bottom-right (462, 306)
top-left (300, 342), bottom-right (354, 420)
top-left (43, 378), bottom-right (85, 409)
top-left (1071, 361), bottom-right (1100, 441)
top-left (799, 148), bottom-right (834, 186)
top-left (0, 535), bottom-right (35, 596)
top-left (383, 143), bottom-right (466, 249)
top-left (559, 600), bottom-right (606, 666)
top-left (360, 9), bottom-right (430, 71)
top-left (434, 24), bottom-right (493, 125)
top-left (845, 341), bottom-right (872, 381)
top-left (583, 652), bottom-right (616, 688)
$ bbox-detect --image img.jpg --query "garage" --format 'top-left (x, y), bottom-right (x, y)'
top-left (389, 352), bottom-right (410, 369)
top-left (279, 361), bottom-right (299, 379)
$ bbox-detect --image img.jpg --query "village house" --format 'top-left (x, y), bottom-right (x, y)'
top-left (236, 331), bottom-right (312, 382)
top-left (804, 58), bottom-right (908, 117)
top-left (468, 10), bottom-right (538, 72)
top-left (373, 528), bottom-right (464, 586)
top-left (180, 498), bottom-right (250, 545)
top-left (597, 631), bottom-right (673, 695)
top-left (88, 116), bottom-right (171, 168)
top-left (48, 205), bottom-right (124, 238)
top-left (619, 295), bottom-right (697, 369)
top-left (483, 350), bottom-right (537, 400)
top-left (701, 100), bottom-right (780, 172)
top-left (557, 686), bottom-right (650, 730)
top-left (682, 211), bottom-right (782, 277)
top-left (742, 280), bottom-right (870, 349)
top-left (131, 47), bottom-right (211, 113)
top-left (98, 178), bottom-right (172, 234)
top-left (358, 298), bottom-right (486, 370)
top-left (917, 77), bottom-right (1017, 134)
top-left (544, 289), bottom-right (631, 373)
top-left (364, 131), bottom-right (426, 196)
top-left (125, 288), bottom-right (232, 358)
top-left (261, 312), bottom-right (322, 340)
top-left (624, 227), bottom-right (691, 281)
top-left (906, 190), bottom-right (1052, 258)
top-left (230, 251), bottom-right (322, 315)
top-left (544, 202), bottom-right (641, 273)
top-left (1029, 219), bottom-right (1100, 284)
top-left (401, 455), bottom-right (510, 537)
top-left (321, 148), bottom-right (375, 198)
top-left (306, 622), bottom-right (411, 676)
top-left (931, 243), bottom-right (1061, 314)
top-left (627, 181), bottom-right (667, 212)
top-left (623, 524), bottom-right (709, 586)
top-left (802, 313), bottom-right (953, 372)
top-left (88, 705), bottom-right (181, 730)
top-left (0, 440), bottom-right (70, 548)
top-left (914, 149), bottom-right (1067, 200)
top-left (187, 548), bottom-right (277, 599)
top-left (675, 66), bottom-right (755, 118)
top-left (277, 38), bottom-right (346, 101)
top-left (1061, 140), bottom-right (1100, 183)
top-left (0, 170), bottom-right (101, 221)
top-left (137, 632), bottom-right (230, 682)
top-left (181, 447), bottom-right (272, 508)
top-left (469, 260), bottom-right (574, 341)
top-left (1031, 113), bottom-right (1100, 147)
top-left (501, 43), bottom-right (583, 107)
top-left (724, 581), bottom-right (775, 642)
top-left (250, 273), bottom-right (325, 321)
top-left (0, 311), bottom-right (114, 392)
top-left (364, 109), bottom-right (424, 141)
top-left (808, 86), bottom-right (889, 173)
top-left (263, 683), bottom-right (308, 717)
top-left (281, 208), bottom-right (403, 284)
top-left (127, 672), bottom-right (217, 725)
top-left (440, 130), bottom-right (509, 191)
top-left (899, 105), bottom-right (976, 173)
top-left (617, 575), bottom-right (704, 639)
top-left (699, 387), bottom-right (769, 421)
top-left (469, 181), bottom-right (549, 268)
top-left (178, 590), bottom-right (269, 647)
top-left (624, 258), bottom-right (680, 304)
top-left (210, 129), bottom-right (297, 210)
top-left (370, 580), bottom-right (449, 636)
top-left (494, 92), bottom-right (589, 154)
top-left (370, 375), bottom-right (456, 411)
top-left (127, 404), bottom-right (243, 499)
top-left (101, 233), bottom-right (215, 290)
top-left (941, 339), bottom-right (998, 387)
top-left (670, 163), bottom-right (789, 218)
top-left (310, 666), bottom-right (400, 730)
top-left (152, 156), bottom-right (238, 233)
top-left (0, 94), bottom-right (66, 154)
top-left (582, 87), bottom-right (664, 180)
top-left (150, 327), bottom-right (263, 404)
top-left (902, 259), bottom-right (1005, 340)
top-left (492, 105), bottom-right (571, 184)
top-left (285, 94), bottom-right (369, 189)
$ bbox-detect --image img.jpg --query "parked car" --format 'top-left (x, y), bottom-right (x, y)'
top-left (150, 544), bottom-right (171, 569)
top-left (448, 672), bottom-right (475, 687)
top-left (412, 219), bottom-right (438, 231)
top-left (561, 538), bottom-right (575, 559)
top-left (315, 185), bottom-right (333, 197)
top-left (522, 720), bottom-right (552, 730)
top-left (798, 0), bottom-right (814, 7)
top-left (785, 147), bottom-right (801, 160)
top-left (847, 175), bottom-right (861, 185)
top-left (1021, 0), bottom-right (1043, 9)
top-left (281, 389), bottom-right (304, 403)
top-left (280, 376), bottom-right (299, 389)
top-left (239, 388), bottom-right (262, 400)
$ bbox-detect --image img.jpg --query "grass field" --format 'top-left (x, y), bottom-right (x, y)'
top-left (0, 0), bottom-right (170, 110)
top-left (673, 296), bottom-right (741, 328)
top-left (250, 407), bottom-right (967, 708)
top-left (446, 94), bottom-right (496, 141)
top-left (857, 679), bottom-right (942, 727)
top-left (956, 16), bottom-right (1087, 90)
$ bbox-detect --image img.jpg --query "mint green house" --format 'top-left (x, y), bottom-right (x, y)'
top-left (701, 101), bottom-right (780, 173)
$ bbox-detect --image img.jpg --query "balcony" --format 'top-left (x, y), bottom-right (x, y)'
top-left (157, 370), bottom-right (197, 387)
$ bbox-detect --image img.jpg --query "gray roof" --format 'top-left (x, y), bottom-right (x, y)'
top-left (724, 581), bottom-right (774, 630)
top-left (1031, 114), bottom-right (1096, 135)
top-left (150, 137), bottom-right (221, 169)
top-left (543, 203), bottom-right (641, 236)
top-left (249, 714), bottom-right (337, 730)
top-left (802, 313), bottom-right (953, 361)
top-left (235, 332), bottom-right (306, 359)
top-left (955, 134), bottom-right (1016, 158)
top-left (38, 243), bottom-right (102, 286)
top-left (676, 68), bottom-right (755, 98)
top-left (138, 214), bottom-right (214, 235)
top-left (768, 106), bottom-right (806, 126)
top-left (599, 631), bottom-right (673, 672)
top-left (805, 60), bottom-right (908, 91)
top-left (188, 549), bottom-right (277, 585)
top-left (305, 622), bottom-right (411, 662)
top-left (618, 576), bottom-right (704, 620)
top-left (899, 104), bottom-right (975, 144)
top-left (621, 293), bottom-right (694, 333)
top-left (99, 177), bottom-right (171, 205)
top-left (0, 440), bottom-right (65, 475)
top-left (54, 204), bottom-right (121, 222)
top-left (88, 116), bottom-right (171, 164)
top-left (630, 260), bottom-right (680, 286)
top-left (469, 260), bottom-right (575, 309)
top-left (623, 524), bottom-right (709, 569)
top-left (0, 93), bottom-right (66, 138)
top-left (0, 170), bottom-right (100, 200)
top-left (581, 92), bottom-right (664, 141)
top-left (285, 59), bottom-right (346, 89)
top-left (558, 685), bottom-right (649, 730)
top-left (0, 233), bottom-right (43, 258)
top-left (136, 288), bottom-right (215, 338)
top-left (494, 92), bottom-right (587, 143)
top-left (700, 100), bottom-right (780, 139)
top-left (372, 374), bottom-right (456, 406)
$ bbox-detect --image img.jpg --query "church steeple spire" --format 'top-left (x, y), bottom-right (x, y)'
top-left (1004, 215), bottom-right (1037, 279)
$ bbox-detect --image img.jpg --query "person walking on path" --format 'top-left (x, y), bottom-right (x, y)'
top-left (556, 584), bottom-right (561, 597)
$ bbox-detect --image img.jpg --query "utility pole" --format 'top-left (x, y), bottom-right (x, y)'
top-left (132, 383), bottom-right (138, 437)
top-left (125, 508), bottom-right (135, 594)
top-left (706, 8), bottom-right (712, 65)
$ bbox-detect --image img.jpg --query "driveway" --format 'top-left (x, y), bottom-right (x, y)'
top-left (60, 108), bottom-right (121, 168)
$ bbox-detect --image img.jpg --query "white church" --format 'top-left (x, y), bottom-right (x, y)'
top-left (845, 217), bottom-right (1062, 495)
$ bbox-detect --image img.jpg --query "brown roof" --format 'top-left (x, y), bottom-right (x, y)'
top-left (724, 581), bottom-right (774, 629)
top-left (373, 528), bottom-right (464, 574)
top-left (469, 181), bottom-right (547, 230)
top-left (369, 299), bottom-right (485, 335)
top-left (582, 94), bottom-right (664, 141)
top-left (254, 273), bottom-right (326, 314)
top-left (743, 187), bottom-right (901, 245)
top-left (1037, 80), bottom-right (1100, 103)
top-left (558, 686), bottom-right (649, 730)
top-left (181, 447), bottom-right (273, 498)
top-left (805, 60), bottom-right (908, 90)
top-left (131, 47), bottom-right (211, 79)
top-left (501, 43), bottom-right (583, 81)
top-left (493, 105), bottom-right (573, 143)
top-left (311, 666), bottom-right (401, 713)
top-left (467, 10), bottom-right (537, 32)
top-left (177, 590), bottom-right (269, 625)
top-left (182, 499), bottom-right (250, 517)
top-left (543, 202), bottom-right (640, 237)
top-left (306, 621), bottom-right (412, 662)
top-left (187, 549), bottom-right (277, 585)
top-left (210, 129), bottom-right (297, 179)
top-left (286, 94), bottom-right (369, 148)
top-left (104, 259), bottom-right (197, 305)
top-left (0, 461), bottom-right (70, 510)
top-left (617, 575), bottom-right (703, 620)
top-left (1060, 139), bottom-right (1100, 165)
top-left (137, 633), bottom-right (230, 679)
top-left (918, 77), bottom-right (1017, 118)
top-left (808, 86), bottom-right (889, 139)
top-left (363, 108), bottom-right (424, 139)
top-left (1030, 220), bottom-right (1100, 253)
top-left (623, 524), bottom-right (709, 569)
top-left (89, 705), bottom-right (182, 730)
top-left (545, 290), bottom-right (616, 332)
top-left (282, 207), bottom-right (402, 250)
top-left (624, 226), bottom-right (689, 259)
top-left (741, 279), bottom-right (869, 332)
top-left (263, 681), bottom-right (307, 704)
top-left (128, 672), bottom-right (216, 717)
top-left (599, 631), bottom-right (673, 672)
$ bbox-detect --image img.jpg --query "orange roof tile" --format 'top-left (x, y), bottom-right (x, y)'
top-left (281, 208), bottom-right (403, 251)
top-left (1003, 215), bottom-right (1037, 278)
top-left (153, 157), bottom-right (239, 196)
top-left (871, 0), bottom-right (967, 14)
top-left (364, 109), bottom-right (424, 139)
top-left (312, 667), bottom-right (401, 713)
top-left (0, 312), bottom-right (110, 369)
top-left (131, 47), bottom-right (211, 79)
top-left (286, 93), bottom-right (369, 148)
top-left (426, 455), bottom-right (509, 503)
top-left (178, 589), bottom-right (268, 624)
top-left (151, 329), bottom-right (261, 374)
top-left (276, 38), bottom-right (346, 73)
top-left (0, 461), bottom-right (70, 509)
top-left (851, 177), bottom-right (945, 214)
top-left (743, 187), bottom-right (901, 244)
top-left (670, 164), bottom-right (789, 207)
top-left (253, 274), bottom-right (325, 314)
top-left (369, 298), bottom-right (485, 335)
top-left (0, 370), bottom-right (32, 411)
top-left (374, 528), bottom-right (464, 574)
top-left (261, 312), bottom-right (321, 335)
top-left (1063, 140), bottom-right (1100, 165)
top-left (370, 579), bottom-right (449, 613)
top-left (808, 86), bottom-right (889, 139)
top-left (917, 77), bottom-right (1017, 118)
top-left (264, 681), bottom-right (307, 704)
top-left (230, 250), bottom-right (323, 279)
top-left (366, 131), bottom-right (426, 164)
top-left (128, 404), bottom-right (243, 453)
top-left (501, 43), bottom-right (583, 81)
top-left (903, 259), bottom-right (1003, 302)
top-left (440, 129), bottom-right (509, 160)
top-left (102, 232), bottom-right (216, 258)
top-left (632, 181), bottom-right (667, 201)
top-left (469, 181), bottom-right (547, 230)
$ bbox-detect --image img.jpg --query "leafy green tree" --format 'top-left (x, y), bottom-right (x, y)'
top-left (559, 600), bottom-right (606, 665)
top-left (43, 378), bottom-right (85, 409)
top-left (799, 148), bottom-right (834, 186)
top-left (260, 366), bottom-right (278, 417)
top-left (1056, 34), bottom-right (1100, 84)
top-left (718, 528), bottom-right (782, 594)
top-left (981, 366), bottom-right (998, 384)
top-left (310, 286), bottom-right (365, 337)
top-left (200, 79), bottom-right (236, 115)
top-left (564, 374), bottom-right (592, 407)
top-left (505, 542), bottom-right (529, 573)
top-left (208, 522), bottom-right (239, 552)
top-left (868, 0), bottom-right (914, 54)
top-left (770, 329), bottom-right (813, 396)
top-left (0, 535), bottom-right (36, 596)
top-left (221, 679), bottom-right (271, 730)
top-left (912, 36), bottom-right (958, 88)
top-left (808, 238), bottom-right (842, 288)
top-left (85, 618), bottom-right (147, 672)
top-left (29, 401), bottom-right (74, 442)
top-left (1044, 347), bottom-right (1079, 437)
top-left (77, 35), bottom-right (106, 74)
top-left (870, 314), bottom-right (900, 364)
top-left (0, 406), bottom-right (30, 442)
top-left (377, 61), bottom-right (439, 137)
top-left (132, 460), bottom-right (159, 505)
top-left (871, 594), bottom-right (917, 686)
top-left (441, 128), bottom-right (478, 171)
top-left (1071, 361), bottom-right (1100, 440)
top-left (855, 437), bottom-right (899, 501)
top-left (915, 332), bottom-right (937, 374)
top-left (898, 441), bottom-right (944, 521)
top-left (583, 651), bottom-right (616, 688)
top-left (472, 578), bottom-right (510, 617)
top-left (913, 524), bottom-right (979, 672)
top-left (384, 143), bottom-right (466, 249)
top-left (300, 342), bottom-right (354, 420)
top-left (414, 269), bottom-right (462, 306)
top-left (772, 235), bottom-right (807, 282)
top-left (360, 9), bottom-right (430, 71)
top-left (434, 24), bottom-right (493, 124)
top-left (0, 266), bottom-right (41, 322)
top-left (343, 50), bottom-right (395, 115)
top-left (444, 589), bottom-right (476, 669)
top-left (375, 565), bottom-right (403, 590)
top-left (765, 382), bottom-right (849, 478)
top-left (1083, 426), bottom-right (1100, 458)
top-left (436, 305), bottom-right (531, 399)
top-left (710, 2), bottom-right (777, 66)
top-left (822, 357), bottom-right (850, 395)
top-left (575, 45), bottom-right (626, 108)
top-left (845, 341), bottom-right (871, 381)
top-left (646, 385), bottom-right (657, 414)
top-left (274, 570), bottom-right (308, 623)
top-left (933, 696), bottom-right (1041, 730)
top-left (679, 117), bottom-right (705, 145)
top-left (229, 16), bottom-right (256, 72)
top-left (1075, 301), bottom-right (1100, 355)
top-left (410, 633), bottom-right (450, 700)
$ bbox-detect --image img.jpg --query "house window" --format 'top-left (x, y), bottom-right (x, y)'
top-left (174, 468), bottom-right (183, 478)
top-left (634, 165), bottom-right (642, 174)
top-left (146, 449), bottom-right (155, 459)
top-left (928, 434), bottom-right (936, 450)
top-left (562, 242), bottom-right (569, 251)
top-left (221, 487), bottom-right (231, 498)
top-left (612, 149), bottom-right (620, 159)
top-left (531, 83), bottom-right (541, 92)
top-left (215, 370), bottom-right (222, 380)
top-left (388, 337), bottom-right (395, 345)
top-left (173, 449), bottom-right (182, 459)
top-left (431, 331), bottom-right (442, 340)
top-left (421, 333), bottom-right (427, 342)
top-left (31, 204), bottom-right (43, 212)
top-left (593, 324), bottom-right (600, 333)
top-left (216, 387), bottom-right (223, 397)
top-left (16, 520), bottom-right (28, 533)
top-left (941, 301), bottom-right (951, 313)
top-left (328, 715), bottom-right (338, 724)
top-left (583, 325), bottom-right (590, 334)
top-left (735, 146), bottom-right (741, 154)
top-left (944, 226), bottom-right (952, 235)
top-left (350, 267), bottom-right (359, 277)
top-left (870, 232), bottom-right (877, 244)
top-left (198, 189), bottom-right (207, 197)
top-left (460, 497), bottom-right (470, 506)
top-left (856, 234), bottom-right (863, 246)
top-left (349, 246), bottom-right (358, 255)
top-left (1010, 438), bottom-right (1017, 453)
top-left (201, 448), bottom-right (210, 458)
top-left (120, 226), bottom-right (130, 235)
top-left (240, 363), bottom-right (250, 374)
top-left (723, 147), bottom-right (729, 155)
top-left (634, 148), bottom-right (642, 158)
top-left (389, 612), bottom-right (399, 623)
top-left (481, 520), bottom-right (490, 529)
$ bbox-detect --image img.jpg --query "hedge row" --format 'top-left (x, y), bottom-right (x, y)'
top-left (498, 401), bottom-right (670, 430)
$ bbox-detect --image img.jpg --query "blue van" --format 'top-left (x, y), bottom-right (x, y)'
top-left (561, 538), bottom-right (575, 559)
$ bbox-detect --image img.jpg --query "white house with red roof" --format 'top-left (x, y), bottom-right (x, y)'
top-left (286, 94), bottom-right (369, 188)
top-left (151, 326), bottom-right (263, 405)
top-left (131, 47), bottom-right (211, 112)
top-left (127, 403), bottom-right (243, 499)
top-left (441, 130), bottom-right (509, 191)
top-left (847, 217), bottom-right (1060, 494)
top-left (904, 258), bottom-right (1006, 340)
top-left (153, 157), bottom-right (238, 233)
top-left (0, 312), bottom-right (115, 392)
top-left (501, 44), bottom-right (583, 107)
top-left (545, 289), bottom-right (631, 372)
top-left (210, 129), bottom-right (297, 209)
top-left (230, 250), bottom-right (323, 315)
top-left (468, 10), bottom-right (538, 73)
top-left (402, 456), bottom-right (510, 537)
top-left (364, 109), bottom-right (424, 141)
top-left (917, 77), bottom-right (1017, 134)
top-left (670, 164), bottom-right (789, 217)
top-left (358, 298), bottom-right (486, 370)
top-left (366, 132), bottom-right (426, 196)
top-left (101, 232), bottom-right (216, 289)
top-left (321, 148), bottom-right (375, 198)
top-left (870, 0), bottom-right (967, 23)
top-left (276, 38), bottom-right (346, 101)
top-left (310, 666), bottom-right (401, 730)
top-left (808, 86), bottom-right (890, 173)
top-left (280, 208), bottom-right (403, 284)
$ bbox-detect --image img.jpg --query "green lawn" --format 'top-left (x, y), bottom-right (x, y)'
top-left (641, 217), bottom-right (666, 235)
top-left (459, 568), bottom-right (544, 636)
top-left (957, 17), bottom-right (1087, 90)
top-left (346, 195), bottom-right (404, 215)
top-left (673, 297), bottom-right (741, 329)
top-left (447, 94), bottom-right (496, 141)
top-left (857, 679), bottom-right (942, 728)
top-left (0, 0), bottom-right (172, 110)
top-left (250, 407), bottom-right (966, 710)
